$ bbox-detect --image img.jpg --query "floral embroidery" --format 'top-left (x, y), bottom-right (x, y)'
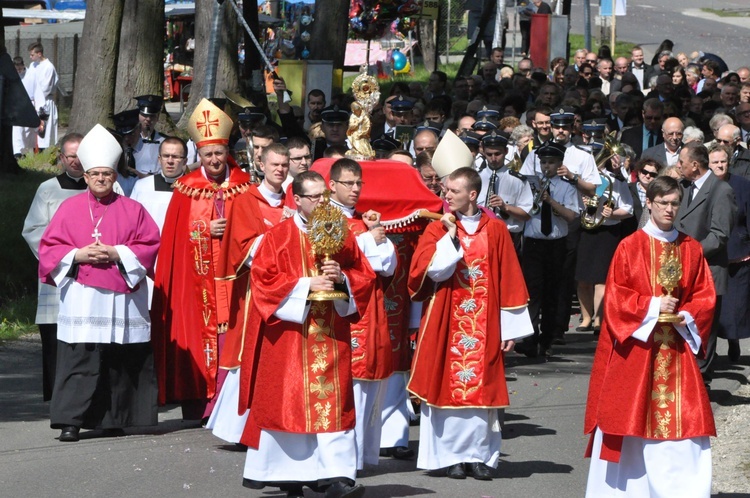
top-left (351, 338), bottom-right (360, 350)
top-left (461, 235), bottom-right (473, 247)
top-left (653, 410), bottom-right (672, 439)
top-left (457, 367), bottom-right (477, 383)
top-left (458, 334), bottom-right (479, 350)
top-left (461, 266), bottom-right (484, 281)
top-left (384, 297), bottom-right (397, 311)
top-left (313, 402), bottom-right (331, 431)
top-left (459, 298), bottom-right (477, 313)
top-left (311, 345), bottom-right (329, 373)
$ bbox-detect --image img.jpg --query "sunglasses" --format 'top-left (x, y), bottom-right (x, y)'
top-left (640, 170), bottom-right (659, 178)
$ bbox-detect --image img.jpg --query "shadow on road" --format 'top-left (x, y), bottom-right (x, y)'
top-left (496, 458), bottom-right (574, 478)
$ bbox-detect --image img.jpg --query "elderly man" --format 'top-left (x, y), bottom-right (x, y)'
top-left (641, 117), bottom-right (684, 167)
top-left (39, 124), bottom-right (160, 442)
top-left (22, 133), bottom-right (86, 401)
top-left (151, 99), bottom-right (264, 421)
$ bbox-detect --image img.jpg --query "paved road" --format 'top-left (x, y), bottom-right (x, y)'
top-left (2, 329), bottom-right (748, 497)
top-left (568, 0), bottom-right (750, 70)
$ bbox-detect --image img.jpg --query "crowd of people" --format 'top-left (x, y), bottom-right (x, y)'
top-left (18, 39), bottom-right (750, 497)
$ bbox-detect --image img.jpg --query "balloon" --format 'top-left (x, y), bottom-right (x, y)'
top-left (301, 47), bottom-right (310, 59)
top-left (392, 49), bottom-right (406, 71)
top-left (394, 60), bottom-right (411, 74)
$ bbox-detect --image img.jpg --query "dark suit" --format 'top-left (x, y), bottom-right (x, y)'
top-left (629, 62), bottom-right (656, 90)
top-left (640, 143), bottom-right (676, 168)
top-left (675, 171), bottom-right (737, 377)
top-left (620, 125), bottom-right (663, 159)
top-left (729, 146), bottom-right (750, 180)
top-left (621, 182), bottom-right (645, 236)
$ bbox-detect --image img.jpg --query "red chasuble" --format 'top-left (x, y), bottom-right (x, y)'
top-left (237, 218), bottom-right (376, 448)
top-left (151, 161), bottom-right (260, 404)
top-left (383, 232), bottom-right (420, 372)
top-left (407, 215), bottom-right (529, 408)
top-left (347, 216), bottom-right (394, 381)
top-left (216, 184), bottom-right (285, 370)
top-left (584, 230), bottom-right (716, 462)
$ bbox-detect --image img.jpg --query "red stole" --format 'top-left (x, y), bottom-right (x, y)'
top-left (584, 231), bottom-right (716, 462)
top-left (407, 215), bottom-right (529, 408)
top-left (151, 161), bottom-right (254, 404)
top-left (238, 218), bottom-right (376, 448)
top-left (347, 216), bottom-right (394, 381)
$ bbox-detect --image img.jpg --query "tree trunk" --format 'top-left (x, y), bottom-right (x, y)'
top-left (69, 0), bottom-right (125, 133)
top-left (309, 0), bottom-right (349, 71)
top-left (177, 0), bottom-right (240, 128)
top-left (115, 0), bottom-right (165, 113)
top-left (419, 19), bottom-right (437, 73)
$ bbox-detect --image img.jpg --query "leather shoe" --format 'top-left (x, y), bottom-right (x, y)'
top-left (380, 446), bottom-right (415, 459)
top-left (728, 340), bottom-right (741, 362)
top-left (445, 463), bottom-right (466, 479)
top-left (514, 341), bottom-right (538, 358)
top-left (324, 482), bottom-right (365, 498)
top-left (285, 486), bottom-right (305, 498)
top-left (59, 426), bottom-right (79, 442)
top-left (466, 462), bottom-right (494, 480)
top-left (242, 478), bottom-right (265, 490)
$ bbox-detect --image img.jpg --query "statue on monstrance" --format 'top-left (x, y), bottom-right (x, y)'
top-left (346, 72), bottom-right (380, 161)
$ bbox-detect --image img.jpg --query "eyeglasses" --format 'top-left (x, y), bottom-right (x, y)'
top-left (581, 71), bottom-right (592, 76)
top-left (333, 180), bottom-right (364, 189)
top-left (652, 200), bottom-right (680, 208)
top-left (159, 154), bottom-right (185, 160)
top-left (61, 154), bottom-right (78, 160)
top-left (298, 193), bottom-right (323, 201)
top-left (663, 132), bottom-right (683, 137)
top-left (421, 176), bottom-right (440, 184)
top-left (86, 170), bottom-right (115, 178)
top-left (643, 115), bottom-right (663, 121)
top-left (715, 138), bottom-right (733, 144)
top-left (289, 154), bottom-right (312, 162)
top-left (640, 170), bottom-right (659, 178)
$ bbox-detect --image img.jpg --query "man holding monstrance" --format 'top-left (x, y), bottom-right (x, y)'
top-left (584, 175), bottom-right (717, 496)
top-left (237, 170), bottom-right (374, 498)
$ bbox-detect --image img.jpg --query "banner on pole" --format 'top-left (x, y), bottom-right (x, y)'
top-left (600, 0), bottom-right (626, 16)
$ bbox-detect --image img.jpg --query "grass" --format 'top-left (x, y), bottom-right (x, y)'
top-left (701, 8), bottom-right (750, 17)
top-left (568, 34), bottom-right (636, 62)
top-left (0, 157), bottom-right (59, 342)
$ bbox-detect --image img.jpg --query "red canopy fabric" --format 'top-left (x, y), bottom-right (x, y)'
top-left (285, 158), bottom-right (444, 233)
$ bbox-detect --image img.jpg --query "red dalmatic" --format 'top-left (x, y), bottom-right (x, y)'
top-left (407, 216), bottom-right (529, 408)
top-left (584, 231), bottom-right (716, 462)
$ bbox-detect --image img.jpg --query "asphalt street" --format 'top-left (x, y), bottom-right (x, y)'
top-left (2, 329), bottom-right (749, 498)
top-left (568, 0), bottom-right (750, 70)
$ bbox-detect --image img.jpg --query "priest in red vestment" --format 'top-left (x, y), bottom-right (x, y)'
top-left (584, 176), bottom-right (717, 497)
top-left (408, 166), bottom-right (533, 480)
top-left (206, 142), bottom-right (294, 443)
top-left (39, 124), bottom-right (160, 442)
top-left (151, 98), bottom-right (265, 420)
top-left (238, 171), bottom-right (374, 498)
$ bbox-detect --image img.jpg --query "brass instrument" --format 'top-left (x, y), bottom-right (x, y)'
top-left (507, 152), bottom-right (523, 173)
top-left (581, 135), bottom-right (624, 230)
top-left (530, 175), bottom-right (552, 215)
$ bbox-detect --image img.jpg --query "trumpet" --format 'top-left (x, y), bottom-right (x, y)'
top-left (530, 175), bottom-right (552, 215)
top-left (507, 152), bottom-right (523, 173)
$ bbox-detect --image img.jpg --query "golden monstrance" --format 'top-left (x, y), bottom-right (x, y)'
top-left (657, 243), bottom-right (683, 323)
top-left (307, 190), bottom-right (350, 301)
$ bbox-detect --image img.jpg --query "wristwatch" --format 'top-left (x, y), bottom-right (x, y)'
top-left (571, 173), bottom-right (579, 183)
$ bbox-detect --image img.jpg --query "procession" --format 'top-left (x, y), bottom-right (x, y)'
top-left (2, 0), bottom-right (750, 497)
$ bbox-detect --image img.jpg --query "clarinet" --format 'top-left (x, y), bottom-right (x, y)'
top-left (485, 170), bottom-right (509, 220)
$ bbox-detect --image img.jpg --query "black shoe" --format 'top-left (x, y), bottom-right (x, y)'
top-left (324, 481), bottom-right (365, 498)
top-left (242, 478), bottom-right (265, 490)
top-left (59, 426), bottom-right (79, 442)
top-left (552, 336), bottom-right (566, 345)
top-left (286, 486), bottom-right (305, 498)
top-left (380, 445), bottom-right (414, 459)
top-left (465, 462), bottom-right (494, 480)
top-left (445, 463), bottom-right (466, 479)
top-left (514, 341), bottom-right (538, 358)
top-left (728, 340), bottom-right (741, 362)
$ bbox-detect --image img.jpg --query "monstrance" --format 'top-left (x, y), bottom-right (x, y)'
top-left (307, 190), bottom-right (350, 301)
top-left (657, 243), bottom-right (683, 323)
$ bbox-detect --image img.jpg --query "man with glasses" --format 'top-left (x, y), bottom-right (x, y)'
top-left (585, 175), bottom-right (717, 497)
top-left (38, 124), bottom-right (161, 443)
top-left (22, 133), bottom-right (86, 402)
top-left (239, 170), bottom-right (374, 498)
top-left (621, 98), bottom-right (665, 159)
top-left (675, 143), bottom-right (737, 388)
top-left (623, 159), bottom-right (662, 236)
top-left (418, 156), bottom-right (442, 196)
top-left (712, 124), bottom-right (750, 179)
top-left (283, 136), bottom-right (312, 189)
top-left (736, 103), bottom-right (750, 145)
top-left (642, 117), bottom-right (684, 167)
top-left (327, 158), bottom-right (398, 470)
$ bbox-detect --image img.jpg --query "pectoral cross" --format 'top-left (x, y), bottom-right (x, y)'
top-left (91, 227), bottom-right (102, 242)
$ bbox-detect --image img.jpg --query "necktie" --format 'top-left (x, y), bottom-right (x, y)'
top-left (686, 182), bottom-right (695, 206)
top-left (541, 188), bottom-right (552, 236)
top-left (125, 147), bottom-right (136, 177)
top-left (648, 131), bottom-right (656, 148)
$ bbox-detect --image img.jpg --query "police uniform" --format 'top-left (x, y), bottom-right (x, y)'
top-left (312, 105), bottom-right (351, 161)
top-left (132, 95), bottom-right (164, 176)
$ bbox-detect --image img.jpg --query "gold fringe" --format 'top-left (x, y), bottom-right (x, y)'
top-left (174, 179), bottom-right (253, 200)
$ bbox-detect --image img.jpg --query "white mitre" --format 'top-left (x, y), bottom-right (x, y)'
top-left (78, 124), bottom-right (122, 172)
top-left (432, 129), bottom-right (474, 178)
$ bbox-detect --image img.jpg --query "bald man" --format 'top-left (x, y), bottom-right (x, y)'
top-left (716, 124), bottom-right (750, 179)
top-left (641, 117), bottom-right (685, 167)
